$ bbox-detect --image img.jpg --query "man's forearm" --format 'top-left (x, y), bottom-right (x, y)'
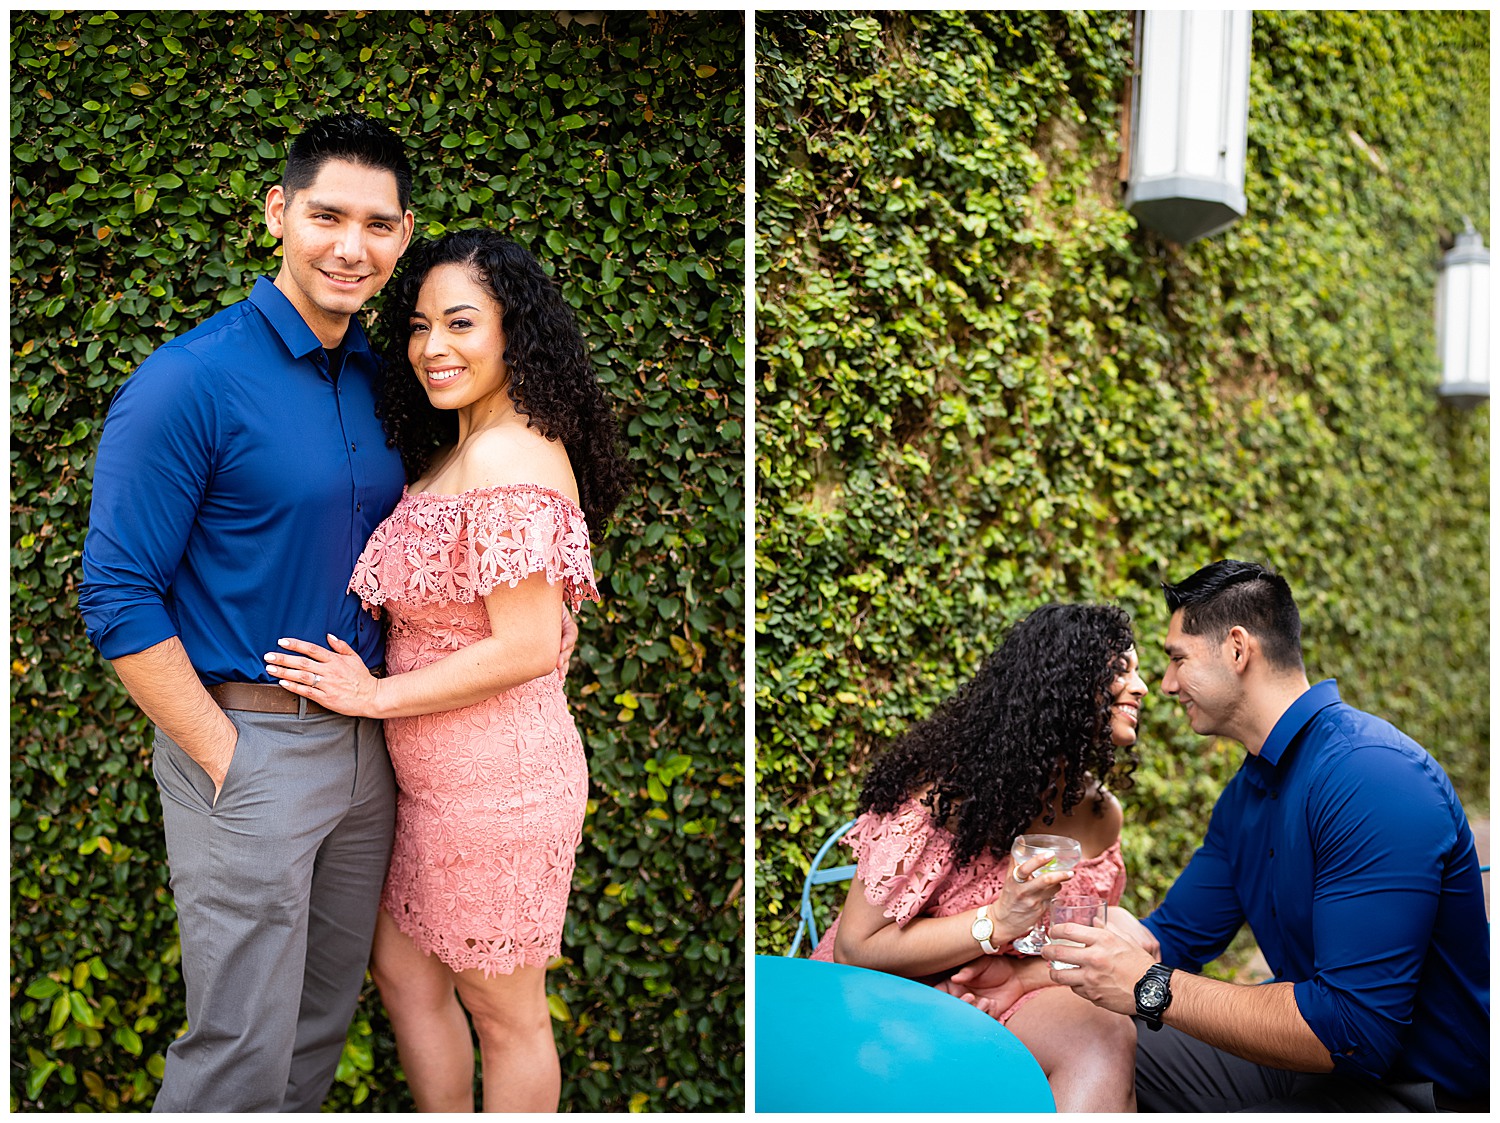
top-left (111, 637), bottom-right (237, 789)
top-left (1046, 924), bottom-right (1336, 1075)
top-left (1167, 973), bottom-right (1334, 1073)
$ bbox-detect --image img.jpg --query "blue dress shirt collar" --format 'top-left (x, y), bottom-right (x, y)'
top-left (1258, 678), bottom-right (1342, 767)
top-left (247, 275), bottom-right (372, 361)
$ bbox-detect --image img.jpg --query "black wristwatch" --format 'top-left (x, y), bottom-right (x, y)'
top-left (1134, 963), bottom-right (1174, 1030)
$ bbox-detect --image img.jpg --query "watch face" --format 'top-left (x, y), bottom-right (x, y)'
top-left (1139, 978), bottom-right (1167, 1008)
top-left (972, 916), bottom-right (993, 939)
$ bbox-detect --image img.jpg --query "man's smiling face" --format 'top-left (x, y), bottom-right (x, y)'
top-left (1161, 610), bottom-right (1242, 738)
top-left (266, 157), bottom-right (413, 344)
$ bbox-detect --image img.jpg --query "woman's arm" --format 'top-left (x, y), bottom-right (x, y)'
top-left (832, 856), bottom-right (1071, 977)
top-left (266, 572), bottom-right (564, 719)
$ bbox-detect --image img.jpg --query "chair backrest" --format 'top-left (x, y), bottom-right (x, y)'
top-left (786, 819), bottom-right (859, 957)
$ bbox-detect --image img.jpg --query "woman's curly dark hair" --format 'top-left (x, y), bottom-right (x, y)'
top-left (373, 229), bottom-right (631, 535)
top-left (858, 603), bottom-right (1139, 868)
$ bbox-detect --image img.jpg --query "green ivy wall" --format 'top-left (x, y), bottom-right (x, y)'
top-left (11, 10), bottom-right (744, 1112)
top-left (755, 11), bottom-right (1488, 954)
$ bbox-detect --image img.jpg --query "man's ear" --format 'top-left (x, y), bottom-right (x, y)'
top-left (265, 184), bottom-right (288, 239)
top-left (1226, 625), bottom-right (1254, 675)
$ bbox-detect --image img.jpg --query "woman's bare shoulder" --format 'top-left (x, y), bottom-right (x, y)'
top-left (448, 422), bottom-right (579, 502)
top-left (1051, 775), bottom-right (1122, 857)
top-left (1090, 782), bottom-right (1124, 843)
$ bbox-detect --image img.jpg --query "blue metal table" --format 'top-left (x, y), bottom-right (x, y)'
top-left (755, 954), bottom-right (1056, 1113)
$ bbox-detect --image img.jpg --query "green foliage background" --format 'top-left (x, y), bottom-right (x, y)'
top-left (755, 11), bottom-right (1488, 956)
top-left (11, 10), bottom-right (744, 1112)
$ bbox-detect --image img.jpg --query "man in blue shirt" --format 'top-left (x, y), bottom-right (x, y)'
top-left (79, 114), bottom-right (417, 1111)
top-left (1040, 560), bottom-right (1489, 1110)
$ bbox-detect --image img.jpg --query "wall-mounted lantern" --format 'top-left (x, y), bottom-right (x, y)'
top-left (1123, 10), bottom-right (1252, 245)
top-left (1435, 220), bottom-right (1490, 407)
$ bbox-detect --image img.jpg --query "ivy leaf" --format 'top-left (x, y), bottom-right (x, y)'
top-left (24, 977), bottom-right (60, 1000)
top-left (25, 1061), bottom-right (57, 1101)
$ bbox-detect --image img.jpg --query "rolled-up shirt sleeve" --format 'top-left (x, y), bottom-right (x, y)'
top-left (1143, 793), bottom-right (1248, 972)
top-left (79, 346), bottom-right (219, 659)
top-left (1292, 745), bottom-right (1453, 1082)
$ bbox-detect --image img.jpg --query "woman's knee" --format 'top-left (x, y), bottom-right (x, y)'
top-left (1009, 986), bottom-right (1136, 1072)
top-left (466, 1000), bottom-right (551, 1047)
top-left (1080, 1003), bottom-right (1138, 1057)
top-left (458, 976), bottom-right (552, 1045)
top-left (371, 935), bottom-right (453, 1015)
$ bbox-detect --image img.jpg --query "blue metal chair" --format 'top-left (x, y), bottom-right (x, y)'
top-left (785, 819), bottom-right (858, 956)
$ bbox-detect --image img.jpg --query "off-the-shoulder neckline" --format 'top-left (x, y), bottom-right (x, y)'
top-left (402, 481), bottom-right (585, 517)
top-left (890, 796), bottom-right (1124, 863)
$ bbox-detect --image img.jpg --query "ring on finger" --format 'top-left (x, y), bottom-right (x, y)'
top-left (313, 674), bottom-right (322, 685)
top-left (1013, 866), bottom-right (1029, 883)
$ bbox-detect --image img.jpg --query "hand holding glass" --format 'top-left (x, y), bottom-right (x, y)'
top-left (1010, 834), bottom-right (1083, 954)
top-left (1045, 896), bottom-right (1107, 969)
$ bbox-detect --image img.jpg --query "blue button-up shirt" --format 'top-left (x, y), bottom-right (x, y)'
top-left (1143, 679), bottom-right (1489, 1098)
top-left (79, 276), bottom-right (406, 685)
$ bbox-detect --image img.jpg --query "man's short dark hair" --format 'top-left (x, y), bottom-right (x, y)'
top-left (1162, 559), bottom-right (1304, 671)
top-left (283, 112), bottom-right (413, 212)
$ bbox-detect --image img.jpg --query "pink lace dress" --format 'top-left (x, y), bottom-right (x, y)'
top-left (349, 483), bottom-right (598, 977)
top-left (810, 796), bottom-right (1127, 1023)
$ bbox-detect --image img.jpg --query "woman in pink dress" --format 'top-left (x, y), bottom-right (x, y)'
top-left (265, 230), bottom-right (629, 1111)
top-left (810, 604), bottom-right (1150, 1111)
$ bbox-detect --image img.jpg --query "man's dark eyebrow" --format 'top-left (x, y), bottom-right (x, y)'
top-left (301, 197), bottom-right (404, 225)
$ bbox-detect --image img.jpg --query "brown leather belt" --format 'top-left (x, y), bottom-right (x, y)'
top-left (209, 682), bottom-right (333, 716)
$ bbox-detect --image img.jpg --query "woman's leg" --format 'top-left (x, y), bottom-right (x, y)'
top-left (453, 963), bottom-right (560, 1113)
top-left (1006, 984), bottom-right (1138, 1112)
top-left (370, 909), bottom-right (477, 1111)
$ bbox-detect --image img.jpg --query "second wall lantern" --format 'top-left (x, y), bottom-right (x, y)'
top-left (1436, 221), bottom-right (1490, 408)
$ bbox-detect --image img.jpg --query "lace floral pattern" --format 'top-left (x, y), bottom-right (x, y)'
top-left (349, 483), bottom-right (599, 616)
top-left (810, 796), bottom-right (1127, 1022)
top-left (350, 484), bottom-right (596, 977)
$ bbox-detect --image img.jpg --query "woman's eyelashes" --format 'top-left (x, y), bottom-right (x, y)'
top-left (407, 318), bottom-right (474, 334)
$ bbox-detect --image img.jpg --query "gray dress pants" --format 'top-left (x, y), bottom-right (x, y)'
top-left (150, 706), bottom-right (396, 1112)
top-left (1135, 1021), bottom-right (1439, 1112)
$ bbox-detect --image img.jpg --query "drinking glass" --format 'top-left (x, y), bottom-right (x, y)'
top-left (1010, 834), bottom-right (1083, 954)
top-left (1045, 895), bottom-right (1107, 969)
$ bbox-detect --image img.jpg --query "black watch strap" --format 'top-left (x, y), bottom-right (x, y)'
top-left (1134, 963), bottom-right (1174, 1030)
